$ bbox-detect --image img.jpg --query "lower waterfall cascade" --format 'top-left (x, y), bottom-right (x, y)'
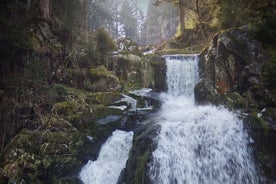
top-left (149, 54), bottom-right (262, 184)
top-left (79, 130), bottom-right (133, 184)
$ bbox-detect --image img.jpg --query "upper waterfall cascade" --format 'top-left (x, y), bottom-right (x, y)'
top-left (164, 54), bottom-right (199, 97)
top-left (149, 54), bottom-right (261, 184)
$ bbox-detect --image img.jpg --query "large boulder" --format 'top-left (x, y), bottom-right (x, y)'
top-left (195, 28), bottom-right (275, 110)
top-left (85, 65), bottom-right (122, 92)
top-left (108, 52), bottom-right (167, 92)
top-left (118, 122), bottom-right (160, 184)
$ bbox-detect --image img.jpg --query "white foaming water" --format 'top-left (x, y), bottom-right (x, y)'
top-left (165, 55), bottom-right (199, 97)
top-left (150, 55), bottom-right (260, 184)
top-left (79, 130), bottom-right (133, 184)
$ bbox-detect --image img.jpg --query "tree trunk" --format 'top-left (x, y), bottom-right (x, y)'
top-left (82, 0), bottom-right (89, 41)
top-left (195, 0), bottom-right (206, 39)
top-left (39, 0), bottom-right (50, 20)
top-left (179, 0), bottom-right (185, 34)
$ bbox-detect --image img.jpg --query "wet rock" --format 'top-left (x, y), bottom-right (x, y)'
top-left (195, 28), bottom-right (274, 110)
top-left (245, 110), bottom-right (276, 181)
top-left (150, 57), bottom-right (167, 92)
top-left (97, 115), bottom-right (121, 125)
top-left (119, 119), bottom-right (160, 184)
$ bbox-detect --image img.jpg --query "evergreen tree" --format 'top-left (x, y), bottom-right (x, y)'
top-left (154, 0), bottom-right (186, 34)
top-left (89, 0), bottom-right (112, 30)
top-left (120, 0), bottom-right (138, 41)
top-left (144, 0), bottom-right (178, 45)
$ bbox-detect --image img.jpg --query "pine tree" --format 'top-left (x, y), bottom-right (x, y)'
top-left (144, 0), bottom-right (178, 45)
top-left (120, 0), bottom-right (138, 41)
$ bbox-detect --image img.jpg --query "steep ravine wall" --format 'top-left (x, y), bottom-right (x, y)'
top-left (195, 28), bottom-right (276, 181)
top-left (0, 1), bottom-right (167, 183)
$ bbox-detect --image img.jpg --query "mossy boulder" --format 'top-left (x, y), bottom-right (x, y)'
top-left (117, 37), bottom-right (141, 56)
top-left (89, 65), bottom-right (114, 79)
top-left (87, 65), bottom-right (121, 92)
top-left (54, 101), bottom-right (78, 116)
top-left (245, 109), bottom-right (276, 181)
top-left (87, 92), bottom-right (122, 106)
top-left (69, 104), bottom-right (127, 165)
top-left (223, 92), bottom-right (246, 109)
top-left (262, 47), bottom-right (276, 89)
top-left (64, 68), bottom-right (88, 87)
top-left (108, 55), bottom-right (155, 91)
top-left (0, 117), bottom-right (85, 184)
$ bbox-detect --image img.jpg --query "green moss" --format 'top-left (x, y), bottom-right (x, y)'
top-left (46, 84), bottom-right (69, 102)
top-left (224, 92), bottom-right (246, 109)
top-left (54, 101), bottom-right (77, 116)
top-left (134, 150), bottom-right (150, 184)
top-left (123, 80), bottom-right (143, 92)
top-left (156, 48), bottom-right (201, 55)
top-left (87, 92), bottom-right (121, 105)
top-left (2, 129), bottom-right (34, 151)
top-left (266, 108), bottom-right (276, 118)
top-left (258, 149), bottom-right (270, 164)
top-left (0, 124), bottom-right (85, 183)
top-left (30, 35), bottom-right (41, 50)
top-left (93, 105), bottom-right (122, 120)
top-left (121, 54), bottom-right (141, 62)
top-left (89, 65), bottom-right (114, 79)
top-left (249, 111), bottom-right (269, 134)
top-left (66, 68), bottom-right (87, 86)
top-left (72, 105), bottom-right (123, 137)
top-left (262, 47), bottom-right (276, 89)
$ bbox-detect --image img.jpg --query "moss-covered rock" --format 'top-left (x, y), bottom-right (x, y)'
top-left (149, 56), bottom-right (167, 92)
top-left (89, 65), bottom-right (113, 79)
top-left (195, 28), bottom-right (275, 110)
top-left (0, 120), bottom-right (85, 184)
top-left (54, 101), bottom-right (78, 116)
top-left (134, 150), bottom-right (150, 184)
top-left (262, 47), bottom-right (276, 90)
top-left (87, 65), bottom-right (121, 92)
top-left (123, 123), bottom-right (160, 184)
top-left (245, 109), bottom-right (276, 181)
top-left (108, 55), bottom-right (155, 91)
top-left (223, 92), bottom-right (246, 109)
top-left (87, 92), bottom-right (122, 106)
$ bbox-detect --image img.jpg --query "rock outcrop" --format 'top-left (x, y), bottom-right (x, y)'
top-left (195, 28), bottom-right (276, 181)
top-left (195, 28), bottom-right (275, 109)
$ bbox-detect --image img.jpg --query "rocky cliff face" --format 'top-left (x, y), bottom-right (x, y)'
top-left (0, 1), bottom-right (165, 183)
top-left (195, 28), bottom-right (275, 109)
top-left (195, 28), bottom-right (276, 181)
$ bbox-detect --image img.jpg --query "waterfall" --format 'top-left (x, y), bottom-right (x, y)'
top-left (79, 130), bottom-right (133, 184)
top-left (164, 54), bottom-right (199, 97)
top-left (149, 55), bottom-right (261, 184)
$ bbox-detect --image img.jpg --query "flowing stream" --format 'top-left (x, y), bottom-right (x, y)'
top-left (79, 130), bottom-right (133, 184)
top-left (79, 54), bottom-right (262, 184)
top-left (149, 55), bottom-right (261, 184)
